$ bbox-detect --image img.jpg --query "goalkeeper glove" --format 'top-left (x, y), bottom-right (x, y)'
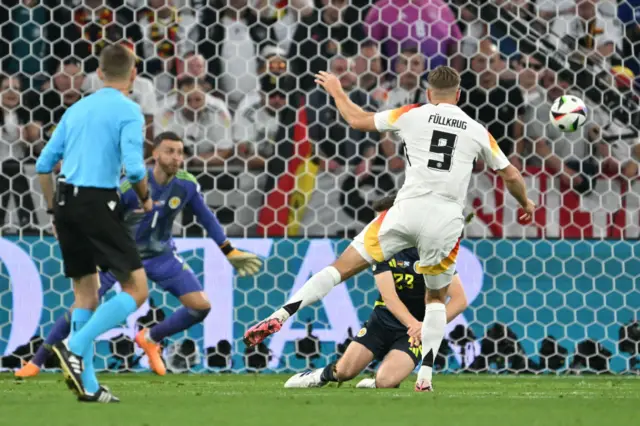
top-left (220, 241), bottom-right (262, 277)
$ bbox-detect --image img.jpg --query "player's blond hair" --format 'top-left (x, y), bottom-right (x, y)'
top-left (427, 65), bottom-right (461, 93)
top-left (99, 44), bottom-right (136, 82)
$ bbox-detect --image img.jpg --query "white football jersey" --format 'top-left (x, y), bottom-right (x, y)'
top-left (374, 103), bottom-right (511, 208)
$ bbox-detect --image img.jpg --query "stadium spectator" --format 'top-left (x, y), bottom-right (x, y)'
top-left (248, 45), bottom-right (290, 100)
top-left (232, 75), bottom-right (286, 170)
top-left (307, 56), bottom-right (379, 173)
top-left (536, 0), bottom-right (578, 20)
top-left (231, 44), bottom-right (290, 171)
top-left (35, 59), bottom-right (85, 141)
top-left (384, 46), bottom-right (428, 106)
top-left (154, 77), bottom-right (233, 167)
top-left (589, 98), bottom-right (640, 182)
top-left (0, 74), bottom-right (40, 231)
top-left (364, 0), bottom-right (464, 71)
top-left (178, 52), bottom-right (214, 93)
top-left (351, 40), bottom-right (385, 104)
top-left (254, 0), bottom-right (314, 52)
top-left (1, 0), bottom-right (49, 78)
top-left (447, 0), bottom-right (487, 41)
top-left (460, 41), bottom-right (526, 167)
top-left (198, 0), bottom-right (278, 110)
top-left (618, 0), bottom-right (640, 81)
top-left (288, 0), bottom-right (366, 92)
top-left (46, 0), bottom-right (133, 75)
top-left (133, 0), bottom-right (199, 95)
top-left (549, 0), bottom-right (623, 60)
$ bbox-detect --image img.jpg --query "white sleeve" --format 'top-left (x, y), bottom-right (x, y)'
top-left (374, 104), bottom-right (419, 132)
top-left (135, 77), bottom-right (158, 116)
top-left (232, 107), bottom-right (257, 143)
top-left (178, 11), bottom-right (198, 55)
top-left (479, 131), bottom-right (511, 171)
top-left (597, 8), bottom-right (623, 48)
top-left (213, 107), bottom-right (234, 151)
top-left (82, 72), bottom-right (102, 93)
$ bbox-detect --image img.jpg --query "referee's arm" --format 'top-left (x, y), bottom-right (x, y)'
top-left (35, 117), bottom-right (67, 214)
top-left (120, 114), bottom-right (151, 210)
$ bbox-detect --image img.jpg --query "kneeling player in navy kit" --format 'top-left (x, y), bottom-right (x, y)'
top-left (284, 194), bottom-right (469, 389)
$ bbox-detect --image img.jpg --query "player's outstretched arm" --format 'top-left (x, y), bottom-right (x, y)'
top-left (497, 164), bottom-right (536, 221)
top-left (479, 131), bottom-right (536, 222)
top-left (188, 181), bottom-right (262, 276)
top-left (315, 71), bottom-right (377, 132)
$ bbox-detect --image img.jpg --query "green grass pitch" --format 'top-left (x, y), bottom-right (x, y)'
top-left (1, 374), bottom-right (638, 426)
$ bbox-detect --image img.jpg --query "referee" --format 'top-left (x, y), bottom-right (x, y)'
top-left (36, 44), bottom-right (152, 403)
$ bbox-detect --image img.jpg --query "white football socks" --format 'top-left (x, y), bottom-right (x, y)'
top-left (417, 302), bottom-right (447, 384)
top-left (270, 266), bottom-right (342, 322)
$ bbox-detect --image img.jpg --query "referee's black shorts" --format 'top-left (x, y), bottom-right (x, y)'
top-left (54, 185), bottom-right (142, 279)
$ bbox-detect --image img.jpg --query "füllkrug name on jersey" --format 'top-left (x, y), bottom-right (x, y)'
top-left (427, 114), bottom-right (468, 130)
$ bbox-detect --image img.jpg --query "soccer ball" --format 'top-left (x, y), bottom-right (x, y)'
top-left (549, 95), bottom-right (587, 132)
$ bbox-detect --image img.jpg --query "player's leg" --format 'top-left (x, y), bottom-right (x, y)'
top-left (136, 256), bottom-right (210, 376)
top-left (245, 245), bottom-right (369, 346)
top-left (285, 342), bottom-right (375, 388)
top-left (62, 192), bottom-right (147, 399)
top-left (411, 200), bottom-right (462, 393)
top-left (50, 272), bottom-right (101, 396)
top-left (415, 277), bottom-right (452, 393)
top-left (47, 208), bottom-right (102, 396)
top-left (245, 206), bottom-right (410, 346)
top-left (368, 349), bottom-right (418, 389)
top-left (286, 310), bottom-right (389, 388)
top-left (16, 272), bottom-right (118, 378)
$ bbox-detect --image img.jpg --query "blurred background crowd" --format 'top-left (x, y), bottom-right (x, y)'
top-left (1, 0), bottom-right (639, 238)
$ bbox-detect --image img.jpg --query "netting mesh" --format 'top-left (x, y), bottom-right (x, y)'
top-left (0, 0), bottom-right (639, 374)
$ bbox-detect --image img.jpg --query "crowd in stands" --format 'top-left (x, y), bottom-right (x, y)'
top-left (0, 0), bottom-right (639, 237)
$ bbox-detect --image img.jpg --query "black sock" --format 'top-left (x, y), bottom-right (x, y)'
top-left (283, 301), bottom-right (302, 317)
top-left (320, 363), bottom-right (338, 383)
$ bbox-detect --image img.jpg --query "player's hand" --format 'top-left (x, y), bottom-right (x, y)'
top-left (407, 321), bottom-right (422, 346)
top-left (314, 71), bottom-right (344, 98)
top-left (134, 200), bottom-right (161, 214)
top-left (519, 199), bottom-right (536, 222)
top-left (142, 197), bottom-right (154, 213)
top-left (226, 249), bottom-right (263, 277)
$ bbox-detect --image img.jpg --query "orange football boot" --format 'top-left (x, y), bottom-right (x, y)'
top-left (135, 329), bottom-right (166, 376)
top-left (15, 361), bottom-right (40, 378)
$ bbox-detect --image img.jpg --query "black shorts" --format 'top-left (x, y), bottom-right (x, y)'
top-left (353, 308), bottom-right (422, 367)
top-left (54, 185), bottom-right (142, 279)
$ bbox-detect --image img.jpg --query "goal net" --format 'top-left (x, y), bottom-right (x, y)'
top-left (0, 0), bottom-right (638, 374)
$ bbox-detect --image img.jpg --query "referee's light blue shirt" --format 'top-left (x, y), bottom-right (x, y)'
top-left (35, 87), bottom-right (146, 188)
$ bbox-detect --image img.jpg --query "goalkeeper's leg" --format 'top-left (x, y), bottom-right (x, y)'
top-left (136, 266), bottom-right (210, 376)
top-left (16, 272), bottom-right (117, 378)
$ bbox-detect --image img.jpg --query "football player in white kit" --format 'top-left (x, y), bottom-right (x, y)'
top-left (244, 66), bottom-right (536, 392)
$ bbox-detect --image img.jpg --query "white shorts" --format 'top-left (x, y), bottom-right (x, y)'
top-left (351, 196), bottom-right (464, 290)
